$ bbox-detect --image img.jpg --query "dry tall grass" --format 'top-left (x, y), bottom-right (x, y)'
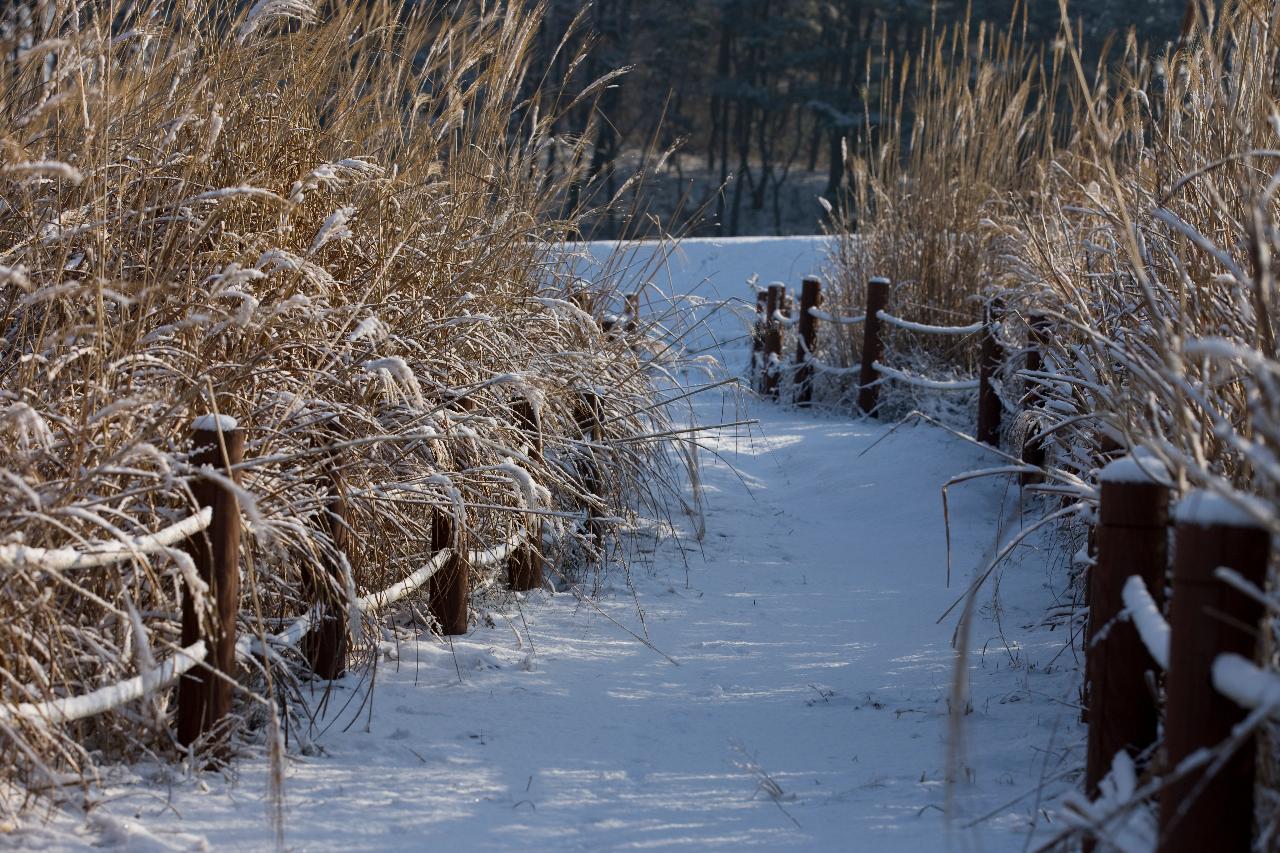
top-left (0, 0), bottom-right (688, 812)
top-left (832, 0), bottom-right (1280, 846)
top-left (813, 6), bottom-right (1065, 418)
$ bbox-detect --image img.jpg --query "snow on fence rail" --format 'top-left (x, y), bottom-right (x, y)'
top-left (1083, 471), bottom-right (1274, 850)
top-left (0, 642), bottom-right (207, 725)
top-left (1120, 575), bottom-right (1169, 670)
top-left (0, 508), bottom-right (212, 571)
top-left (0, 528), bottom-right (529, 731)
top-left (869, 361), bottom-right (980, 391)
top-left (807, 307), bottom-right (863, 324)
top-left (874, 310), bottom-right (984, 336)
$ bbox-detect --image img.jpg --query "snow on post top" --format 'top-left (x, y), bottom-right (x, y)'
top-left (1099, 449), bottom-right (1172, 486)
top-left (192, 413), bottom-right (239, 432)
top-left (869, 276), bottom-right (890, 285)
top-left (1174, 489), bottom-right (1266, 530)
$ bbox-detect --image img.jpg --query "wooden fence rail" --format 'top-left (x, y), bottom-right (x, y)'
top-left (754, 277), bottom-right (1277, 850)
top-left (0, 297), bottom-right (646, 749)
top-left (976, 298), bottom-right (1004, 447)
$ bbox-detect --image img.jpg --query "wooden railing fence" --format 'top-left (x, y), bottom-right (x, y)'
top-left (1082, 462), bottom-right (1272, 852)
top-left (751, 275), bottom-right (1026, 453)
top-left (0, 395), bottom-right (571, 747)
top-left (756, 275), bottom-right (1277, 850)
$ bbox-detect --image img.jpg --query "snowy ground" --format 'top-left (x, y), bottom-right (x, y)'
top-left (7, 238), bottom-right (1084, 851)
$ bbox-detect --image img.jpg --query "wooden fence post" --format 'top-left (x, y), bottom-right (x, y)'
top-left (1084, 456), bottom-right (1170, 827)
top-left (624, 292), bottom-right (639, 333)
top-left (178, 417), bottom-right (244, 748)
top-left (1020, 311), bottom-right (1052, 482)
top-left (794, 276), bottom-right (822, 407)
top-left (752, 290), bottom-right (767, 393)
top-left (976, 298), bottom-right (1004, 446)
top-left (569, 290), bottom-right (595, 320)
top-left (1158, 491), bottom-right (1269, 853)
top-left (429, 508), bottom-right (469, 636)
top-left (764, 284), bottom-right (785, 398)
top-left (508, 398), bottom-right (543, 591)
top-left (302, 464), bottom-right (351, 680)
top-left (575, 389), bottom-right (607, 549)
top-left (856, 277), bottom-right (890, 416)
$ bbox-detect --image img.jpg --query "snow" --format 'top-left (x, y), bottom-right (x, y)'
top-left (1174, 489), bottom-right (1266, 530)
top-left (15, 237), bottom-right (1080, 851)
top-left (1, 160), bottom-right (84, 184)
top-left (0, 507), bottom-right (213, 572)
top-left (808, 307), bottom-right (863, 324)
top-left (191, 413), bottom-right (239, 432)
top-left (1121, 576), bottom-right (1169, 670)
top-left (875, 311), bottom-right (983, 336)
top-left (1099, 450), bottom-right (1171, 486)
top-left (872, 361), bottom-right (980, 391)
top-left (561, 236), bottom-right (834, 359)
top-left (354, 549), bottom-right (453, 615)
top-left (1212, 653), bottom-right (1280, 718)
top-left (362, 356), bottom-right (426, 410)
top-left (1059, 750), bottom-right (1154, 852)
top-left (0, 642), bottom-right (206, 725)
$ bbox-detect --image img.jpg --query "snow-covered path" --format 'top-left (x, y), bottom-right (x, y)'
top-left (27, 401), bottom-right (1080, 852)
top-left (14, 239), bottom-right (1081, 851)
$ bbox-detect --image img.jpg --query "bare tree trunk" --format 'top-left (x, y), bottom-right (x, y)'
top-left (713, 9), bottom-right (733, 234)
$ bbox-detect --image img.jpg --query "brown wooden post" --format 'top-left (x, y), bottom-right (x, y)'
top-left (1083, 456), bottom-right (1170, 826)
top-left (976, 298), bottom-right (1005, 446)
top-left (575, 390), bottom-right (607, 550)
top-left (507, 521), bottom-right (543, 592)
top-left (624, 292), bottom-right (639, 333)
top-left (764, 284), bottom-right (785, 398)
top-left (752, 290), bottom-right (767, 393)
top-left (178, 417), bottom-right (244, 748)
top-left (508, 398), bottom-right (543, 591)
top-left (429, 508), bottom-right (469, 636)
top-left (302, 467), bottom-right (351, 680)
top-left (570, 290), bottom-right (596, 330)
top-left (856, 277), bottom-right (890, 416)
top-left (794, 276), bottom-right (822, 407)
top-left (1021, 311), bottom-right (1052, 482)
top-left (1159, 491), bottom-right (1269, 853)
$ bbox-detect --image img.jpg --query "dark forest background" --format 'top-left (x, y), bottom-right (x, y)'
top-left (524, 0), bottom-right (1191, 238)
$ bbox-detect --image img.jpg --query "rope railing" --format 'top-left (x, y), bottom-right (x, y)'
top-left (875, 310), bottom-right (983, 336)
top-left (870, 361), bottom-right (980, 391)
top-left (0, 642), bottom-right (208, 725)
top-left (0, 508), bottom-right (213, 572)
top-left (754, 275), bottom-right (1030, 444)
top-left (0, 408), bottom-right (543, 740)
top-left (807, 307), bottom-right (864, 324)
top-left (0, 524), bottom-right (533, 729)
